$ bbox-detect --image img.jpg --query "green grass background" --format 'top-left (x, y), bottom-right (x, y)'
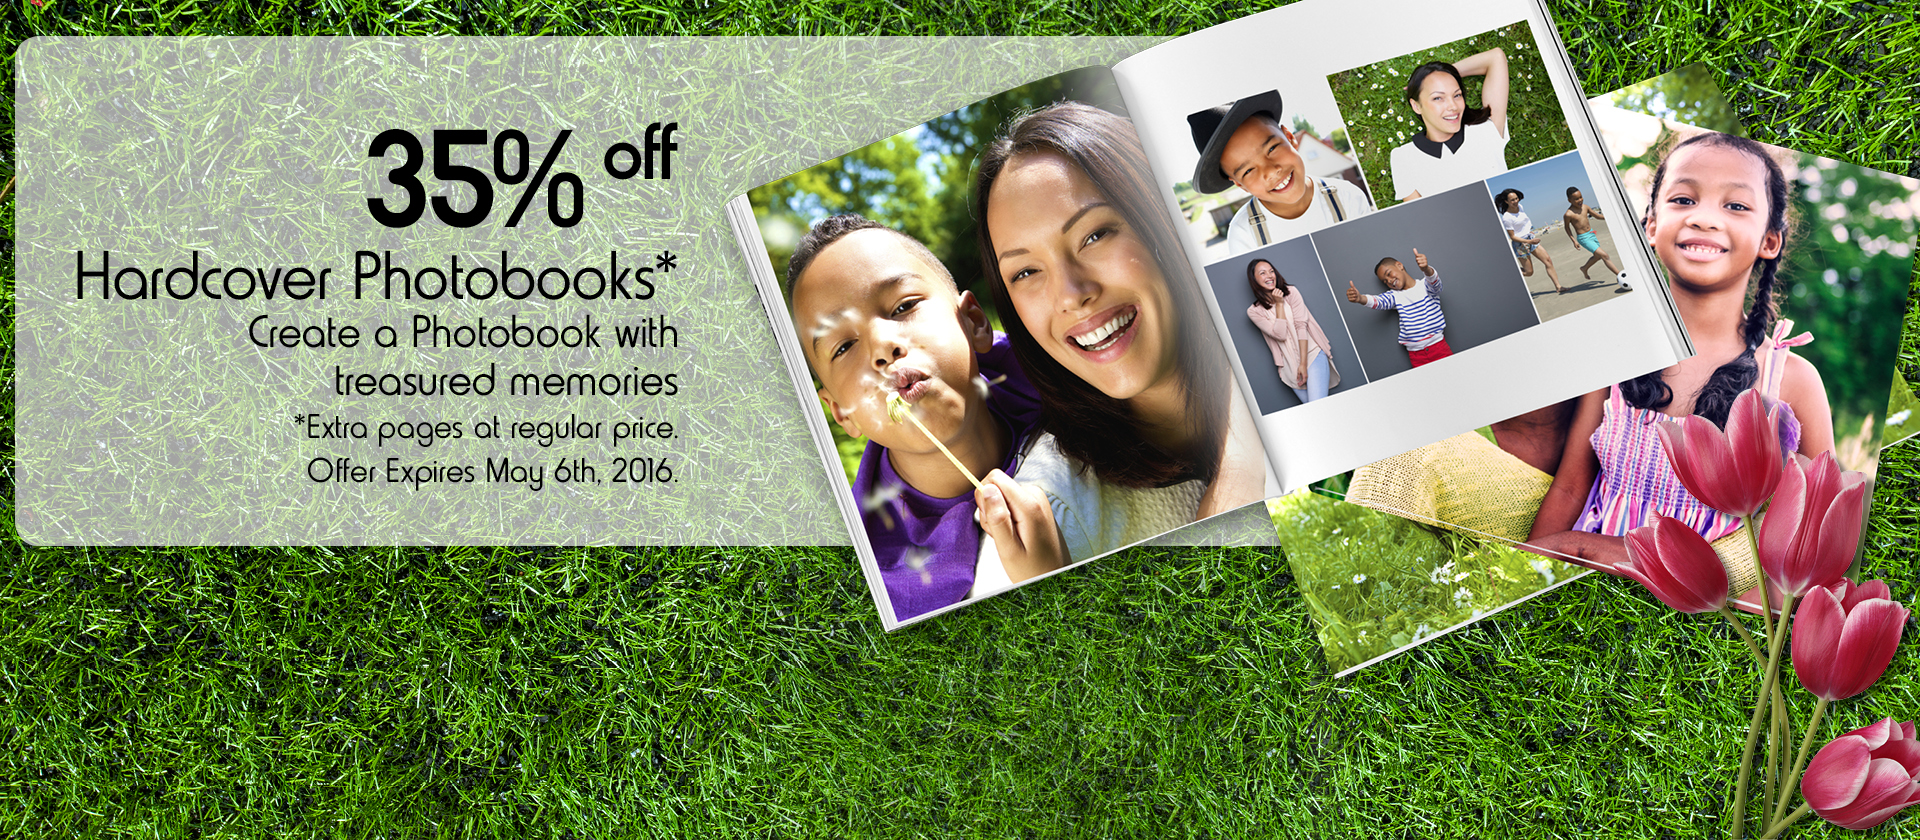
top-left (5, 2), bottom-right (1920, 837)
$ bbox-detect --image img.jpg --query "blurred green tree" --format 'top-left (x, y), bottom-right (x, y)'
top-left (1777, 155), bottom-right (1916, 431)
top-left (1608, 64), bottom-right (1742, 135)
top-left (748, 134), bottom-right (939, 293)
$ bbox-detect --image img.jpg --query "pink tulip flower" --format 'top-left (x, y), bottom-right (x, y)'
top-left (1657, 388), bottom-right (1788, 518)
top-left (1803, 718), bottom-right (1920, 829)
top-left (1792, 580), bottom-right (1908, 701)
top-left (1616, 514), bottom-right (1729, 613)
top-left (1758, 452), bottom-right (1867, 597)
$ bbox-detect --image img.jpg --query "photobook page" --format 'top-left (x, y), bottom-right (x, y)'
top-left (1111, 0), bottom-right (1686, 492)
top-left (736, 68), bottom-right (1281, 628)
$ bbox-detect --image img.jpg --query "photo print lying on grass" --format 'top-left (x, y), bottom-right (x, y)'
top-left (1323, 109), bottom-right (1917, 666)
top-left (1268, 64), bottom-right (1918, 675)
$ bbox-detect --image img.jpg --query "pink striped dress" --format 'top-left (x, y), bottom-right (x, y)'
top-left (1573, 383), bottom-right (1800, 539)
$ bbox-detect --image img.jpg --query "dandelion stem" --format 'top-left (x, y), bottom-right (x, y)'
top-left (889, 394), bottom-right (981, 490)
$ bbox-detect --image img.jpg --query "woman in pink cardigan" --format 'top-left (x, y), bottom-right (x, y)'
top-left (1246, 259), bottom-right (1339, 404)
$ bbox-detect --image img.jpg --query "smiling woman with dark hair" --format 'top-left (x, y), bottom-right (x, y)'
top-left (1389, 48), bottom-right (1510, 202)
top-left (1245, 258), bottom-right (1339, 404)
top-left (974, 101), bottom-right (1267, 522)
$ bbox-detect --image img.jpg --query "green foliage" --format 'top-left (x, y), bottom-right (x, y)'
top-left (1272, 491), bottom-right (1580, 673)
top-left (1328, 23), bottom-right (1577, 209)
top-left (1609, 63), bottom-right (1745, 135)
top-left (1883, 376), bottom-right (1920, 448)
top-left (1326, 127), bottom-right (1350, 155)
top-left (750, 135), bottom-right (944, 295)
top-left (1775, 154), bottom-right (1916, 430)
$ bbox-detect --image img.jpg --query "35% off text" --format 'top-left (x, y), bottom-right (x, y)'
top-left (365, 125), bottom-right (677, 229)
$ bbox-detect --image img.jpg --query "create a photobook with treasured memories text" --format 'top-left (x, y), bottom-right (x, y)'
top-left (1288, 65), bottom-right (1920, 674)
top-left (725, 0), bottom-right (1693, 629)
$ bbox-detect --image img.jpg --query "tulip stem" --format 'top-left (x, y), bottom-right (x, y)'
top-left (1720, 606), bottom-right (1766, 665)
top-left (1767, 695), bottom-right (1783, 819)
top-left (1764, 706), bottom-right (1776, 819)
top-left (1770, 697), bottom-right (1829, 827)
top-left (1717, 604), bottom-right (1795, 807)
top-left (1771, 683), bottom-right (1795, 793)
top-left (1744, 519), bottom-right (1773, 640)
top-left (1733, 593), bottom-right (1794, 840)
top-left (1739, 515), bottom-right (1780, 819)
top-left (1760, 803), bottom-right (1811, 839)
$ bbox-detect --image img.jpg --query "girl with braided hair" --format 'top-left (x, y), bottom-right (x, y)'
top-left (1524, 131), bottom-right (1834, 570)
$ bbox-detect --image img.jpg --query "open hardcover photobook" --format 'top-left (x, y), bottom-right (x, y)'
top-left (1295, 66), bottom-right (1920, 673)
top-left (726, 0), bottom-right (1711, 629)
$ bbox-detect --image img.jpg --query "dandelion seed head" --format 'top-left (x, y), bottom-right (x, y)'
top-left (811, 308), bottom-right (857, 339)
top-left (904, 548), bottom-right (933, 586)
top-left (861, 481), bottom-right (904, 530)
top-left (861, 481), bottom-right (903, 511)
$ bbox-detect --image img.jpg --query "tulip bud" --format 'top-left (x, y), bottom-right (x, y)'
top-left (1616, 514), bottom-right (1729, 613)
top-left (1757, 452), bottom-right (1867, 597)
top-left (1803, 718), bottom-right (1920, 829)
top-left (1657, 389), bottom-right (1788, 518)
top-left (1792, 581), bottom-right (1908, 701)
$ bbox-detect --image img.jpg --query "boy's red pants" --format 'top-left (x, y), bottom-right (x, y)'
top-left (1408, 338), bottom-right (1453, 367)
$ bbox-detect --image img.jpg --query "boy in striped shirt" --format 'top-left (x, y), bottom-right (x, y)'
top-left (1344, 248), bottom-right (1452, 367)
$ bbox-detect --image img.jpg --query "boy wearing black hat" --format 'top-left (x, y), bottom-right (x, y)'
top-left (1189, 90), bottom-right (1374, 255)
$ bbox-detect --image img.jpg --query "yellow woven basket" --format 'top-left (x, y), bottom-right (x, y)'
top-left (1344, 432), bottom-right (1760, 597)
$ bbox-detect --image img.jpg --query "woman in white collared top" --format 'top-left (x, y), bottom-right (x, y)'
top-left (1388, 48), bottom-right (1510, 203)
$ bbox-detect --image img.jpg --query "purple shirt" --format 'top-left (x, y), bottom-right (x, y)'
top-left (852, 334), bottom-right (1042, 622)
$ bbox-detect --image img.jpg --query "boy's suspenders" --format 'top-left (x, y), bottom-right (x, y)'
top-left (1248, 177), bottom-right (1347, 247)
top-left (1320, 178), bottom-right (1346, 222)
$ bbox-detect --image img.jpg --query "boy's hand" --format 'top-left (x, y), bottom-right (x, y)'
top-left (1345, 281), bottom-right (1363, 304)
top-left (976, 470), bottom-right (1067, 583)
top-left (1413, 248), bottom-right (1433, 275)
